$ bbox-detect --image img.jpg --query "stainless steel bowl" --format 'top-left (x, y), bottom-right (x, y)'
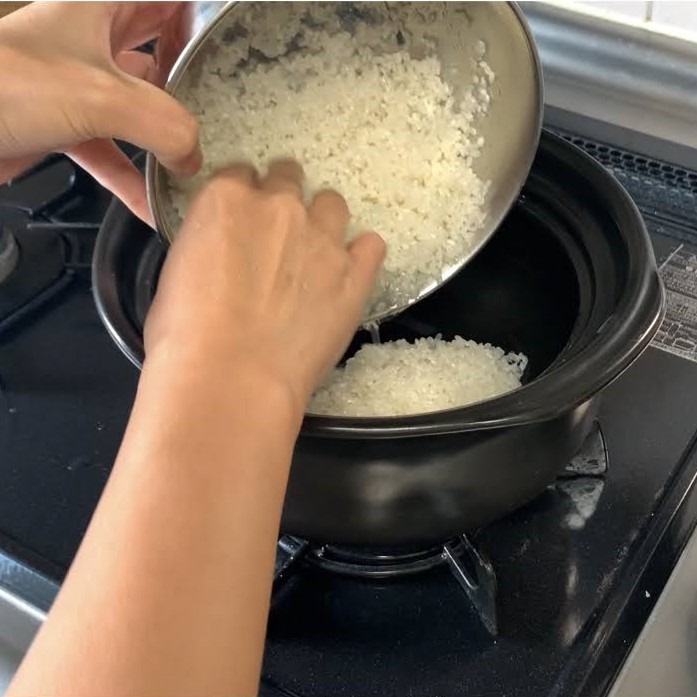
top-left (146, 1), bottom-right (543, 322)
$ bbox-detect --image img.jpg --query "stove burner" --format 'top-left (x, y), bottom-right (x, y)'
top-left (275, 534), bottom-right (499, 635)
top-left (270, 425), bottom-right (609, 639)
top-left (304, 538), bottom-right (471, 577)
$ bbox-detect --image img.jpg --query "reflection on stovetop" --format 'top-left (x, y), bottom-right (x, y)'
top-left (2, 141), bottom-right (697, 697)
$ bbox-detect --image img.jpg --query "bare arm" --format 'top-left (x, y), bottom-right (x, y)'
top-left (0, 2), bottom-right (200, 224)
top-left (9, 357), bottom-right (298, 697)
top-left (1, 6), bottom-right (384, 691)
top-left (7, 164), bottom-right (384, 696)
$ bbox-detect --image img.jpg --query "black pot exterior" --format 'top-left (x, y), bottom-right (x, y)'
top-left (286, 398), bottom-right (599, 547)
top-left (92, 131), bottom-right (664, 547)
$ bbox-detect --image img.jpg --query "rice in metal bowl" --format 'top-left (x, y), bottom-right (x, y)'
top-left (166, 2), bottom-right (494, 319)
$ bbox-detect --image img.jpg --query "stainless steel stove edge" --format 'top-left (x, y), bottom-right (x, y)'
top-left (524, 3), bottom-right (697, 151)
top-left (0, 551), bottom-right (52, 686)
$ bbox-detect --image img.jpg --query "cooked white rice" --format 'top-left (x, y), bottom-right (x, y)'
top-left (167, 3), bottom-right (493, 317)
top-left (309, 336), bottom-right (527, 417)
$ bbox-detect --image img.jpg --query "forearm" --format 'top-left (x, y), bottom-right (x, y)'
top-left (0, 38), bottom-right (41, 185)
top-left (8, 351), bottom-right (300, 697)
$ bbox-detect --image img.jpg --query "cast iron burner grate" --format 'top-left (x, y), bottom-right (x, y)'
top-left (274, 534), bottom-right (499, 635)
top-left (0, 157), bottom-right (101, 335)
top-left (272, 422), bottom-right (608, 638)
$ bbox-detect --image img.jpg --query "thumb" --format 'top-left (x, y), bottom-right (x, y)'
top-left (95, 74), bottom-right (202, 177)
top-left (347, 231), bottom-right (386, 304)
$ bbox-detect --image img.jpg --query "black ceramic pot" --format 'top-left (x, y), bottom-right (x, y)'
top-left (93, 131), bottom-right (664, 548)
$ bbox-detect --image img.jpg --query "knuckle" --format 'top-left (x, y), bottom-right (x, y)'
top-left (311, 190), bottom-right (350, 231)
top-left (315, 188), bottom-right (347, 210)
top-left (268, 191), bottom-right (306, 220)
top-left (202, 175), bottom-right (233, 198)
top-left (268, 158), bottom-right (304, 179)
top-left (195, 175), bottom-right (248, 213)
top-left (325, 246), bottom-right (350, 275)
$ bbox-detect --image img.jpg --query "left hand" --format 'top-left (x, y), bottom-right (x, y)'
top-left (0, 2), bottom-right (201, 224)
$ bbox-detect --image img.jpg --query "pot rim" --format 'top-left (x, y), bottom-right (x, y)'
top-left (301, 135), bottom-right (665, 438)
top-left (93, 131), bottom-right (665, 439)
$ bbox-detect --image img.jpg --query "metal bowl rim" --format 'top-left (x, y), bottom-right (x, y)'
top-left (144, 1), bottom-right (544, 323)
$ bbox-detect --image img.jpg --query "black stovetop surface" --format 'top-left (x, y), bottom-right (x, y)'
top-left (2, 132), bottom-right (697, 697)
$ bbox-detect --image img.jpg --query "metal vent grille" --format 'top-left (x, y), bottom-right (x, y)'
top-left (550, 129), bottom-right (697, 228)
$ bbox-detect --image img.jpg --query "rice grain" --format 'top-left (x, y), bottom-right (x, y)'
top-left (309, 337), bottom-right (527, 417)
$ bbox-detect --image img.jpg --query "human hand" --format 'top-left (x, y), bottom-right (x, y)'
top-left (0, 1), bottom-right (199, 224)
top-left (144, 161), bottom-right (386, 420)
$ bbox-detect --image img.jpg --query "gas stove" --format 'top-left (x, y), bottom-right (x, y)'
top-left (2, 127), bottom-right (697, 697)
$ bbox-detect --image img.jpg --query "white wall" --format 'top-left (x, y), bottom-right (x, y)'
top-left (542, 0), bottom-right (697, 38)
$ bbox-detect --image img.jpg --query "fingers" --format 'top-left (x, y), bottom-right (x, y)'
top-left (114, 50), bottom-right (156, 81)
top-left (108, 2), bottom-right (181, 53)
top-left (151, 4), bottom-right (191, 89)
top-left (67, 138), bottom-right (152, 226)
top-left (186, 163), bottom-right (260, 225)
top-left (308, 190), bottom-right (349, 242)
top-left (260, 159), bottom-right (304, 198)
top-left (101, 76), bottom-right (201, 177)
top-left (347, 232), bottom-right (386, 300)
top-left (210, 163), bottom-right (259, 188)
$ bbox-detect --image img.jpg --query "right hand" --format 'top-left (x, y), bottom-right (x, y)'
top-left (0, 2), bottom-right (200, 224)
top-left (144, 161), bottom-right (386, 419)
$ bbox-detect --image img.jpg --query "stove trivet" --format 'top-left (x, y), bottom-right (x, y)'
top-left (0, 225), bottom-right (19, 283)
top-left (0, 219), bottom-right (70, 333)
top-left (0, 155), bottom-right (92, 220)
top-left (274, 534), bottom-right (498, 635)
top-left (0, 157), bottom-right (101, 335)
top-left (560, 420), bottom-right (608, 478)
top-left (274, 536), bottom-right (308, 583)
top-left (556, 421), bottom-right (608, 530)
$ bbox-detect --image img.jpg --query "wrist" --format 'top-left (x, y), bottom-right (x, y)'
top-left (138, 344), bottom-right (305, 443)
